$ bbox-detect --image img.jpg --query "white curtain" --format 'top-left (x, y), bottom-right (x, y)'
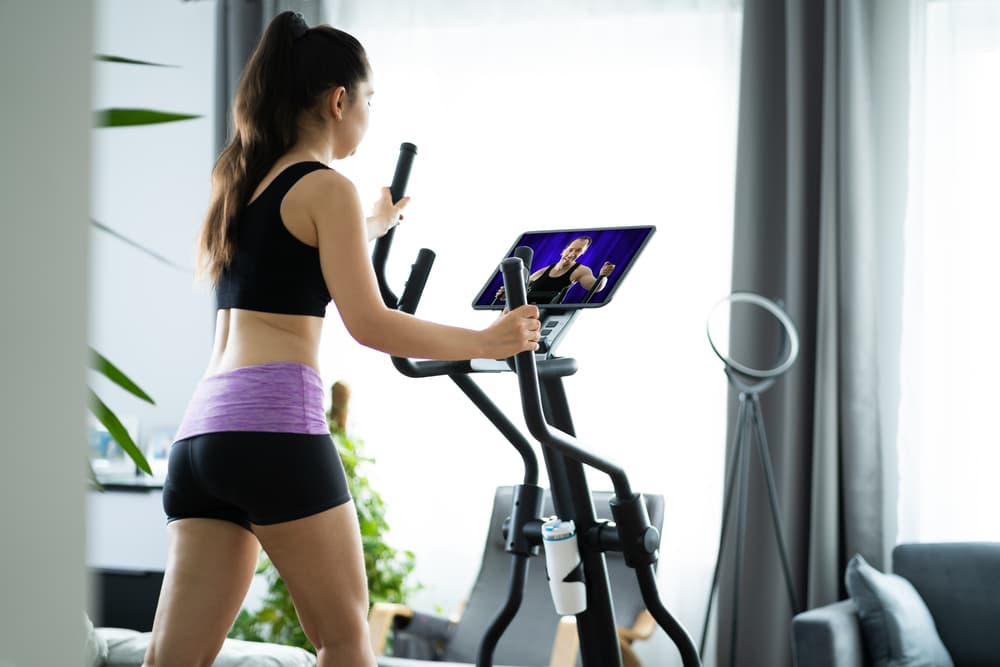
top-left (320, 2), bottom-right (742, 664)
top-left (898, 0), bottom-right (1000, 543)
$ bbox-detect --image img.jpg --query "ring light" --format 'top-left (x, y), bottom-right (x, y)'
top-left (706, 292), bottom-right (799, 379)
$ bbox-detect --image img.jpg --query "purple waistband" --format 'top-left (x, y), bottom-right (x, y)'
top-left (174, 362), bottom-right (329, 442)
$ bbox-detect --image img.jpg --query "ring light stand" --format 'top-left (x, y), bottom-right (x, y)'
top-left (699, 292), bottom-right (801, 665)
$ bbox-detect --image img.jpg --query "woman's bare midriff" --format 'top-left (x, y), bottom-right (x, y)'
top-left (204, 308), bottom-right (324, 377)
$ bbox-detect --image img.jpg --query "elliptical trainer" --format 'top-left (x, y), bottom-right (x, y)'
top-left (372, 143), bottom-right (701, 667)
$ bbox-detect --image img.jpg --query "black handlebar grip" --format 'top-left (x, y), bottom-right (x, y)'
top-left (390, 142), bottom-right (417, 204)
top-left (373, 142), bottom-right (418, 308)
top-left (500, 258), bottom-right (529, 309)
top-left (399, 248), bottom-right (436, 314)
top-left (512, 245), bottom-right (533, 286)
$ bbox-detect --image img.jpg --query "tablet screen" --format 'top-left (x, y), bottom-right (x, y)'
top-left (472, 225), bottom-right (655, 310)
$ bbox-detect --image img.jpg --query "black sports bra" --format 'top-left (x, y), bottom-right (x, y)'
top-left (216, 162), bottom-right (332, 317)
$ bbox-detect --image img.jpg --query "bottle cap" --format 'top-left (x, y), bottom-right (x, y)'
top-left (542, 518), bottom-right (576, 541)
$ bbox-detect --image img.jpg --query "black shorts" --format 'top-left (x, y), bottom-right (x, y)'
top-left (162, 431), bottom-right (352, 531)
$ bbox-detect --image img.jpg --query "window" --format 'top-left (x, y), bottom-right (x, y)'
top-left (898, 0), bottom-right (1000, 542)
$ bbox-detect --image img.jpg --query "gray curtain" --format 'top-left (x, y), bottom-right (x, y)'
top-left (717, 0), bottom-right (911, 664)
top-left (214, 0), bottom-right (326, 153)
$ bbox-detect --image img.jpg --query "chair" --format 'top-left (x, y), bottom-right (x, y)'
top-left (370, 486), bottom-right (664, 667)
top-left (791, 542), bottom-right (1000, 666)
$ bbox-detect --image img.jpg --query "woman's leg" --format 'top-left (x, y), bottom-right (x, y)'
top-left (253, 501), bottom-right (377, 667)
top-left (142, 518), bottom-right (260, 667)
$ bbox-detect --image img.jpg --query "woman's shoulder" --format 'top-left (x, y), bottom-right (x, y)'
top-left (287, 165), bottom-right (359, 208)
top-left (295, 164), bottom-right (354, 192)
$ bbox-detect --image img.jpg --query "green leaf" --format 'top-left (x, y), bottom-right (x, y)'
top-left (96, 108), bottom-right (201, 127)
top-left (90, 348), bottom-right (155, 404)
top-left (89, 389), bottom-right (152, 475)
top-left (96, 54), bottom-right (177, 67)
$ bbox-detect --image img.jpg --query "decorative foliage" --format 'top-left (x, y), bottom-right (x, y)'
top-left (89, 52), bottom-right (202, 480)
top-left (89, 348), bottom-right (153, 478)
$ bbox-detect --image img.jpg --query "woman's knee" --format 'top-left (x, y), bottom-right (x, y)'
top-left (302, 602), bottom-right (370, 649)
top-left (314, 623), bottom-right (377, 667)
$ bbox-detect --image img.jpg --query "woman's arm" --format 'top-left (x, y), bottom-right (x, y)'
top-left (309, 172), bottom-right (540, 360)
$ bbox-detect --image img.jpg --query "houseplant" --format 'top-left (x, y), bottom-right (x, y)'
top-left (229, 381), bottom-right (419, 652)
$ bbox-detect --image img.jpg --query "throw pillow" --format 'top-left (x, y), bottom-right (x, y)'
top-left (845, 554), bottom-right (953, 667)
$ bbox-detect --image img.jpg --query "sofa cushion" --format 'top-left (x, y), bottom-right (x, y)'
top-left (845, 555), bottom-right (952, 667)
top-left (97, 629), bottom-right (317, 667)
top-left (84, 614), bottom-right (109, 667)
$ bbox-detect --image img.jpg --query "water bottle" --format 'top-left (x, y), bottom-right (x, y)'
top-left (542, 518), bottom-right (587, 615)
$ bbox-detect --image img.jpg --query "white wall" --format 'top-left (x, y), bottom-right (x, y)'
top-left (1, 2), bottom-right (93, 664)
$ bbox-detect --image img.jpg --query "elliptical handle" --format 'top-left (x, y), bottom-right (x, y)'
top-left (398, 248), bottom-right (435, 315)
top-left (512, 245), bottom-right (533, 286)
top-left (372, 142), bottom-right (418, 308)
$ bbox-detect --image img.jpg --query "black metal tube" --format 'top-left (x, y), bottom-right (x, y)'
top-left (506, 484), bottom-right (544, 556)
top-left (372, 142), bottom-right (417, 308)
top-left (539, 378), bottom-right (622, 667)
top-left (750, 393), bottom-right (800, 615)
top-left (476, 554), bottom-right (529, 667)
top-left (451, 374), bottom-right (539, 486)
top-left (635, 564), bottom-right (703, 667)
top-left (729, 414), bottom-right (752, 667)
top-left (398, 248), bottom-right (435, 315)
top-left (699, 394), bottom-right (748, 657)
top-left (391, 357), bottom-right (473, 378)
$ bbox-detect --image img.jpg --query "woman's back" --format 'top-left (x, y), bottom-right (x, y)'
top-left (206, 156), bottom-right (333, 377)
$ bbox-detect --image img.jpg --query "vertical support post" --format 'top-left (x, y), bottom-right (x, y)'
top-left (539, 377), bottom-right (623, 667)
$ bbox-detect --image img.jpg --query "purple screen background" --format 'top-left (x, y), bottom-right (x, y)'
top-left (473, 226), bottom-right (654, 308)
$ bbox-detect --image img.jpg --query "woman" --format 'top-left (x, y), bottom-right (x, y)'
top-left (144, 12), bottom-right (540, 667)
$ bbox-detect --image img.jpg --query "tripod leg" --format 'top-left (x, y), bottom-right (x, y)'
top-left (749, 393), bottom-right (800, 614)
top-left (699, 394), bottom-right (748, 657)
top-left (728, 409), bottom-right (752, 667)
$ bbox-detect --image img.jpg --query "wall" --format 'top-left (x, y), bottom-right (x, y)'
top-left (0, 2), bottom-right (93, 664)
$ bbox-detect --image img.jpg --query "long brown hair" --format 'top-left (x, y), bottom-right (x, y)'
top-left (197, 12), bottom-right (370, 284)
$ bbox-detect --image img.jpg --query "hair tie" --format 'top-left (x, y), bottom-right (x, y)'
top-left (290, 12), bottom-right (309, 39)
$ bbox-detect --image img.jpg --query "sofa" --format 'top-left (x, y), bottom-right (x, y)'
top-left (85, 614), bottom-right (317, 667)
top-left (791, 542), bottom-right (1000, 667)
